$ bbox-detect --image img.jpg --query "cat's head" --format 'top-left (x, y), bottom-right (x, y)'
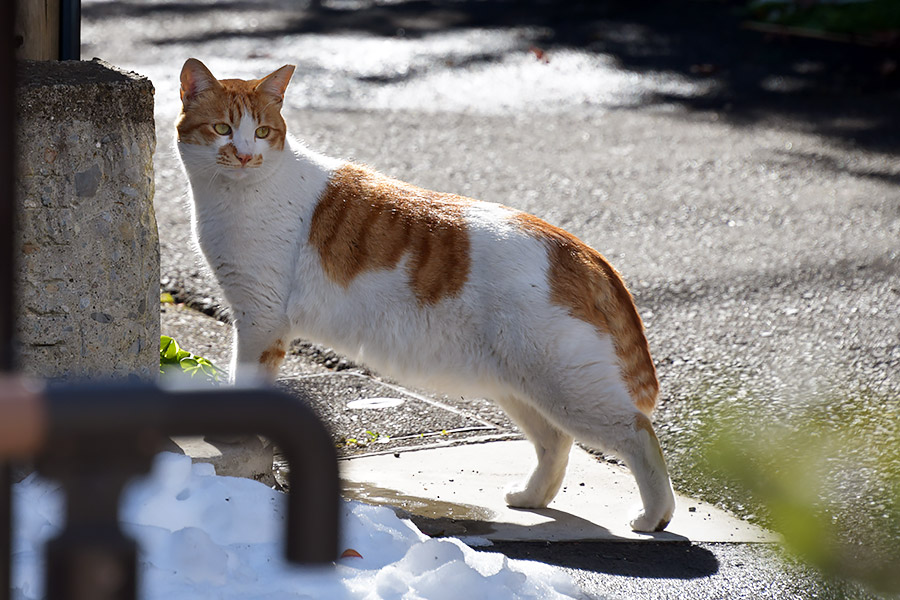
top-left (176, 59), bottom-right (295, 182)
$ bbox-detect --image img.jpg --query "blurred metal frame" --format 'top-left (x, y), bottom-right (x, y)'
top-left (60, 0), bottom-right (81, 61)
top-left (39, 384), bottom-right (340, 599)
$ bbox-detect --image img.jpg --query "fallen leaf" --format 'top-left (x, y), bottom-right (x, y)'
top-left (340, 548), bottom-right (363, 559)
top-left (529, 46), bottom-right (550, 64)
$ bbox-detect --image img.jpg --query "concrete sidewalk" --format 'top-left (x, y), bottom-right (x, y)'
top-left (340, 440), bottom-right (775, 544)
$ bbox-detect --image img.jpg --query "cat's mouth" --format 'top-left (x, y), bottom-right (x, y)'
top-left (217, 145), bottom-right (263, 177)
top-left (216, 158), bottom-right (264, 180)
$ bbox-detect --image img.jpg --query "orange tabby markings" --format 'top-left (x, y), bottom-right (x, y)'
top-left (310, 164), bottom-right (472, 305)
top-left (513, 213), bottom-right (659, 414)
top-left (176, 59), bottom-right (289, 151)
top-left (258, 339), bottom-right (287, 375)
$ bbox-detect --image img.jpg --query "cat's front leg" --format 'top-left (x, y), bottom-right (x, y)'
top-left (230, 314), bottom-right (290, 384)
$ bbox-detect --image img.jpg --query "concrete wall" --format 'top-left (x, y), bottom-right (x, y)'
top-left (15, 58), bottom-right (159, 381)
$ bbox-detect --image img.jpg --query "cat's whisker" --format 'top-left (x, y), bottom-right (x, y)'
top-left (199, 162), bottom-right (221, 187)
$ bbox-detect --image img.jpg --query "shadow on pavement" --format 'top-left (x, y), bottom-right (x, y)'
top-left (89, 0), bottom-right (900, 152)
top-left (488, 540), bottom-right (720, 579)
top-left (81, 0), bottom-right (263, 17)
top-left (635, 253), bottom-right (900, 312)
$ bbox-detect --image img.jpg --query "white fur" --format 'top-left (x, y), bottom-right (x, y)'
top-left (179, 127), bottom-right (675, 532)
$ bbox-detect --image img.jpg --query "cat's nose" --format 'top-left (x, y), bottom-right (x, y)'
top-left (236, 153), bottom-right (253, 166)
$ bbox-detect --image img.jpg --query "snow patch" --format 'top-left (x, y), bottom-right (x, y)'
top-left (12, 452), bottom-right (585, 599)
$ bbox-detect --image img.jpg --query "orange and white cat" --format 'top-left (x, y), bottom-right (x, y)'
top-left (176, 58), bottom-right (675, 532)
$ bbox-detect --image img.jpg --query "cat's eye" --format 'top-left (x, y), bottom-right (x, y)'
top-left (214, 123), bottom-right (231, 136)
top-left (255, 126), bottom-right (270, 139)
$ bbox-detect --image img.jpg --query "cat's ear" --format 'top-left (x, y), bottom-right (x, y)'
top-left (180, 58), bottom-right (221, 104)
top-left (254, 65), bottom-right (295, 101)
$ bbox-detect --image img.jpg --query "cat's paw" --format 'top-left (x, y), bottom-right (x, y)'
top-left (629, 506), bottom-right (674, 532)
top-left (505, 487), bottom-right (550, 509)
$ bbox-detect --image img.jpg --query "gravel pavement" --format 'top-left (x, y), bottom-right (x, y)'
top-left (87, 1), bottom-right (899, 597)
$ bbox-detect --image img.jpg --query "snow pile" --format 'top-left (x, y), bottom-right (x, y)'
top-left (12, 452), bottom-right (582, 599)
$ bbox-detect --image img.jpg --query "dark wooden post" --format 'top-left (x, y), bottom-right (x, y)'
top-left (2, 5), bottom-right (16, 368)
top-left (14, 0), bottom-right (59, 60)
top-left (2, 0), bottom-right (19, 593)
top-left (14, 0), bottom-right (80, 61)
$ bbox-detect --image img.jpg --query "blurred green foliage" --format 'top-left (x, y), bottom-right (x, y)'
top-left (748, 0), bottom-right (900, 35)
top-left (699, 399), bottom-right (900, 594)
top-left (159, 335), bottom-right (226, 384)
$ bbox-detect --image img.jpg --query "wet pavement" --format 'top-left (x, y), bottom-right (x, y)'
top-left (93, 0), bottom-right (899, 597)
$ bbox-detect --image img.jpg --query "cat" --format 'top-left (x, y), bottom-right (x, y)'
top-left (176, 58), bottom-right (676, 532)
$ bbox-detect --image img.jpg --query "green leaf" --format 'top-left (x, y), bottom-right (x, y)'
top-left (159, 335), bottom-right (227, 384)
top-left (160, 336), bottom-right (182, 363)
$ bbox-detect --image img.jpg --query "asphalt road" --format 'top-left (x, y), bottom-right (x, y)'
top-left (84, 0), bottom-right (899, 596)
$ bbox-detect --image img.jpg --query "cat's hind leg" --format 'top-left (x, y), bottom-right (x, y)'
top-left (555, 403), bottom-right (675, 532)
top-left (496, 395), bottom-right (574, 509)
top-left (625, 412), bottom-right (676, 532)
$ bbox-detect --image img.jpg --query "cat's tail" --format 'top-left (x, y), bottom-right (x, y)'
top-left (590, 258), bottom-right (659, 415)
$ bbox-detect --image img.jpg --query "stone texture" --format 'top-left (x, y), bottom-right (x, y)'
top-left (170, 436), bottom-right (275, 486)
top-left (15, 58), bottom-right (159, 380)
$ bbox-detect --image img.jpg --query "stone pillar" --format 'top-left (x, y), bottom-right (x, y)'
top-left (15, 59), bottom-right (159, 381)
